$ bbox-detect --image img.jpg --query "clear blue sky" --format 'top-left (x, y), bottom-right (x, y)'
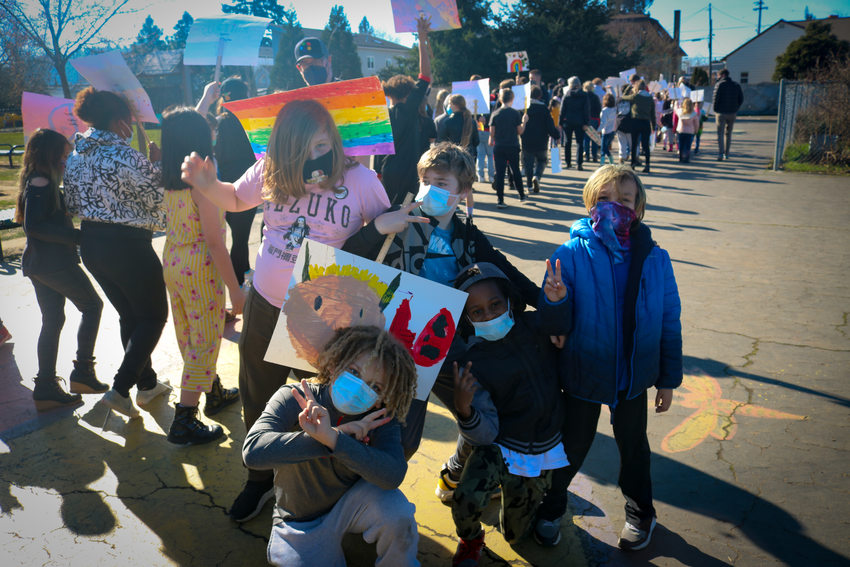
top-left (102, 0), bottom-right (849, 60)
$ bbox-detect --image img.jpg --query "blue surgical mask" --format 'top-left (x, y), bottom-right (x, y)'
top-left (470, 301), bottom-right (515, 341)
top-left (416, 183), bottom-right (459, 217)
top-left (330, 371), bottom-right (379, 415)
top-left (303, 64), bottom-right (329, 86)
top-left (445, 106), bottom-right (454, 117)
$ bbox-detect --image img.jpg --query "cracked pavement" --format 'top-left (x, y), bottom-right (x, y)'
top-left (1, 117), bottom-right (849, 566)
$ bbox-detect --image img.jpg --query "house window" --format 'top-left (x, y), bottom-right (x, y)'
top-left (367, 56), bottom-right (375, 70)
top-left (740, 72), bottom-right (749, 85)
top-left (385, 58), bottom-right (393, 67)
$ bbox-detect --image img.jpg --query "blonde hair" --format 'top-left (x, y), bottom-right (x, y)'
top-left (582, 164), bottom-right (647, 221)
top-left (417, 142), bottom-right (476, 194)
top-left (262, 99), bottom-right (350, 204)
top-left (315, 326), bottom-right (417, 423)
top-left (681, 98), bottom-right (694, 113)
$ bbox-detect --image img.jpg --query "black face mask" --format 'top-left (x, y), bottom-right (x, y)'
top-left (303, 149), bottom-right (334, 184)
top-left (303, 64), bottom-right (328, 86)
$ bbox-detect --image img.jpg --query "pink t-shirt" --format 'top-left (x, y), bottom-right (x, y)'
top-left (234, 160), bottom-right (390, 308)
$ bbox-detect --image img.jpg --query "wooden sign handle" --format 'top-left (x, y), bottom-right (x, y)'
top-left (375, 192), bottom-right (414, 264)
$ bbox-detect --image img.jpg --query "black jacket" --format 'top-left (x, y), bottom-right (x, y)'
top-left (559, 89), bottom-right (590, 126)
top-left (521, 101), bottom-right (560, 152)
top-left (22, 176), bottom-right (80, 277)
top-left (712, 77), bottom-right (744, 114)
top-left (587, 91), bottom-right (602, 123)
top-left (343, 211), bottom-right (540, 308)
top-left (455, 307), bottom-right (569, 454)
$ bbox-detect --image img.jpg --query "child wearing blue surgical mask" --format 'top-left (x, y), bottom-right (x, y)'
top-left (447, 262), bottom-right (569, 565)
top-left (344, 142), bottom-right (541, 464)
top-left (242, 326), bottom-right (419, 567)
top-left (534, 164), bottom-right (682, 552)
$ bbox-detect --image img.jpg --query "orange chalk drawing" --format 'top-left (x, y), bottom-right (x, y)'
top-left (661, 373), bottom-right (806, 453)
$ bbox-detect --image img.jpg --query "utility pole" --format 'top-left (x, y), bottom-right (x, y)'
top-left (754, 0), bottom-right (768, 35)
top-left (708, 3), bottom-right (714, 84)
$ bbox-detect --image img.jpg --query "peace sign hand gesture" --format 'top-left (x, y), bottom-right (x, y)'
top-left (544, 258), bottom-right (567, 303)
top-left (291, 379), bottom-right (339, 450)
top-left (374, 201), bottom-right (429, 235)
top-left (338, 408), bottom-right (392, 443)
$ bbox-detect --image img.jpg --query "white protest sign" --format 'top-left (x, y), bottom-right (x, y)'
top-left (265, 239), bottom-right (468, 401)
top-left (680, 85), bottom-right (692, 99)
top-left (619, 68), bottom-right (637, 83)
top-left (183, 15), bottom-right (272, 67)
top-left (451, 79), bottom-right (490, 115)
top-left (668, 86), bottom-right (681, 100)
top-left (692, 89), bottom-right (705, 103)
top-left (71, 51), bottom-right (158, 123)
top-left (511, 83), bottom-right (531, 110)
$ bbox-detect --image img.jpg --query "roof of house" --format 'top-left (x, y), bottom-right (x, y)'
top-left (299, 27), bottom-right (410, 53)
top-left (723, 16), bottom-right (850, 60)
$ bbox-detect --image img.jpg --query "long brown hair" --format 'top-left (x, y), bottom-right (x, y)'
top-left (448, 94), bottom-right (475, 148)
top-left (262, 99), bottom-right (350, 204)
top-left (14, 129), bottom-right (71, 223)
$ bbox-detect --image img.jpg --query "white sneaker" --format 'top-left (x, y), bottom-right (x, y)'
top-left (101, 389), bottom-right (141, 418)
top-left (136, 381), bottom-right (172, 406)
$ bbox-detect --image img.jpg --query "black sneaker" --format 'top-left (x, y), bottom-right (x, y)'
top-left (229, 479), bottom-right (275, 522)
top-left (531, 177), bottom-right (540, 193)
top-left (618, 516), bottom-right (657, 551)
top-left (533, 516), bottom-right (563, 547)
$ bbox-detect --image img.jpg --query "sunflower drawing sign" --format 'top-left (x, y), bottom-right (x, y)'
top-left (505, 51), bottom-right (529, 73)
top-left (264, 239), bottom-right (468, 400)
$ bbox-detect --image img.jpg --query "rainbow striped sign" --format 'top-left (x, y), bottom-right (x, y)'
top-left (222, 76), bottom-right (394, 158)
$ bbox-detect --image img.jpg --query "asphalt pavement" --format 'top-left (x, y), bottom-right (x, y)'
top-left (1, 117), bottom-right (848, 566)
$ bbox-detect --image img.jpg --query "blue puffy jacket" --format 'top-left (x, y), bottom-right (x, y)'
top-left (541, 218), bottom-right (682, 405)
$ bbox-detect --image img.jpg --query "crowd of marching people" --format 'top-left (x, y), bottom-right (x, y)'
top-left (10, 14), bottom-right (765, 565)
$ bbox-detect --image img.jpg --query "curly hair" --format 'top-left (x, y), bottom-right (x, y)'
top-left (382, 74), bottom-right (416, 101)
top-left (315, 326), bottom-right (417, 423)
top-left (74, 86), bottom-right (131, 130)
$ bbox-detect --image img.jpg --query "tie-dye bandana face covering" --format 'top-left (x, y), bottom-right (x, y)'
top-left (590, 200), bottom-right (637, 263)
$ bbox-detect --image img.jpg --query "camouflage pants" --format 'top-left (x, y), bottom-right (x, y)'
top-left (452, 444), bottom-right (552, 543)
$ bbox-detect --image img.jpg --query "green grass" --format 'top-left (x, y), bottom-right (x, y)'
top-left (782, 143), bottom-right (850, 175)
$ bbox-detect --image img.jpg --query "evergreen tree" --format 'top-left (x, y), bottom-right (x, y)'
top-left (169, 12), bottom-right (194, 50)
top-left (502, 0), bottom-right (638, 83)
top-left (322, 6), bottom-right (361, 80)
top-left (134, 15), bottom-right (166, 55)
top-left (358, 16), bottom-right (375, 36)
top-left (269, 7), bottom-right (304, 90)
top-left (221, 0), bottom-right (290, 24)
top-left (774, 21), bottom-right (850, 80)
top-left (427, 0), bottom-right (503, 83)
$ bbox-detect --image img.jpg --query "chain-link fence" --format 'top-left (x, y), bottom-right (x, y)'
top-left (773, 78), bottom-right (850, 170)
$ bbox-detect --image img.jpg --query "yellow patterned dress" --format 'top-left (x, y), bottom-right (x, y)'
top-left (163, 189), bottom-right (226, 392)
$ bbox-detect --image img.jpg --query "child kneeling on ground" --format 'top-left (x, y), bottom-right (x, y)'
top-left (242, 326), bottom-right (420, 566)
top-left (534, 164), bottom-right (682, 552)
top-left (448, 262), bottom-right (570, 566)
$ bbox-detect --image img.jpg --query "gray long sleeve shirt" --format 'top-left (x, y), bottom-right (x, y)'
top-left (242, 382), bottom-right (407, 523)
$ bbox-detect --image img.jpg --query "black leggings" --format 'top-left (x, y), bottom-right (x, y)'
top-left (29, 265), bottom-right (102, 379)
top-left (80, 222), bottom-right (167, 397)
top-left (226, 207), bottom-right (257, 286)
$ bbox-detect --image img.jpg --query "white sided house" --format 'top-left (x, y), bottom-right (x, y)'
top-left (723, 16), bottom-right (850, 85)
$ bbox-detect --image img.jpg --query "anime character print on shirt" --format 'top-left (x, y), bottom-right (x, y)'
top-left (284, 216), bottom-right (310, 250)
